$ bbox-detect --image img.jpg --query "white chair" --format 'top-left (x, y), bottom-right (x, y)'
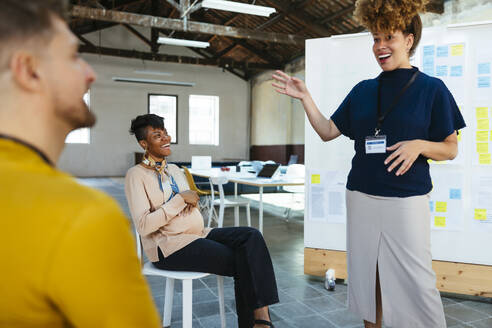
top-left (207, 176), bottom-right (251, 228)
top-left (134, 229), bottom-right (226, 328)
top-left (282, 164), bottom-right (305, 220)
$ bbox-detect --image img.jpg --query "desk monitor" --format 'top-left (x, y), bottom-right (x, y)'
top-left (256, 163), bottom-right (280, 178)
top-left (191, 156), bottom-right (212, 170)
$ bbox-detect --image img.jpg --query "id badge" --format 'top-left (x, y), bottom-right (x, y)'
top-left (365, 135), bottom-right (387, 154)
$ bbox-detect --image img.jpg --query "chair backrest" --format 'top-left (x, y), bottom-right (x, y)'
top-left (182, 166), bottom-right (199, 192)
top-left (209, 176), bottom-right (228, 204)
top-left (284, 164), bottom-right (305, 193)
top-left (285, 164), bottom-right (305, 178)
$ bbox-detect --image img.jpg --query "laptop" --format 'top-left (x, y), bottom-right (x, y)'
top-left (256, 163), bottom-right (280, 178)
top-left (191, 156), bottom-right (212, 170)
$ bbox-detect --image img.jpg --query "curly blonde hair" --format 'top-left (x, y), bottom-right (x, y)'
top-left (353, 0), bottom-right (428, 56)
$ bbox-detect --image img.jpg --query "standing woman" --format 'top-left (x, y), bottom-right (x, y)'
top-left (125, 114), bottom-right (278, 328)
top-left (272, 0), bottom-right (465, 327)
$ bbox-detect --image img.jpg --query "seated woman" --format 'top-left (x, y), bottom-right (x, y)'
top-left (125, 114), bottom-right (278, 328)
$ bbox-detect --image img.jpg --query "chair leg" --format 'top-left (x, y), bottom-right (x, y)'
top-left (207, 196), bottom-right (213, 228)
top-left (217, 276), bottom-right (226, 328)
top-left (234, 206), bottom-right (239, 227)
top-left (182, 279), bottom-right (193, 328)
top-left (163, 278), bottom-right (175, 327)
top-left (246, 204), bottom-right (251, 227)
top-left (218, 204), bottom-right (224, 228)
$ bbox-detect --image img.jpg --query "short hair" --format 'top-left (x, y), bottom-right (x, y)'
top-left (0, 0), bottom-right (68, 71)
top-left (130, 114), bottom-right (165, 141)
top-left (354, 0), bottom-right (427, 57)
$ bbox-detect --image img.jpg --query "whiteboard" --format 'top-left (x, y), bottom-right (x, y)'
top-left (305, 22), bottom-right (492, 266)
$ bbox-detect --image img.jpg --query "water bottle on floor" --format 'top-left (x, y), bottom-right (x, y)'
top-left (325, 269), bottom-right (336, 291)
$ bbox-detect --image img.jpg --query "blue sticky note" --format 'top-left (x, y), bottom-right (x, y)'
top-left (423, 45), bottom-right (435, 56)
top-left (450, 65), bottom-right (463, 77)
top-left (449, 188), bottom-right (462, 200)
top-left (423, 66), bottom-right (435, 76)
top-left (429, 201), bottom-right (434, 212)
top-left (436, 65), bottom-right (448, 77)
top-left (423, 57), bottom-right (435, 76)
top-left (478, 76), bottom-right (491, 88)
top-left (437, 46), bottom-right (449, 57)
top-left (478, 63), bottom-right (491, 75)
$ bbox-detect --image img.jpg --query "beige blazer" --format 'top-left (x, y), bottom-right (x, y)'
top-left (125, 164), bottom-right (211, 261)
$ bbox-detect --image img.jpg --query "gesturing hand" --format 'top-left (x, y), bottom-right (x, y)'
top-left (385, 140), bottom-right (423, 176)
top-left (179, 190), bottom-right (199, 207)
top-left (272, 70), bottom-right (308, 100)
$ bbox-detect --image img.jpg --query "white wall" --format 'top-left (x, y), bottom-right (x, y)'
top-left (250, 58), bottom-right (306, 146)
top-left (58, 54), bottom-right (249, 177)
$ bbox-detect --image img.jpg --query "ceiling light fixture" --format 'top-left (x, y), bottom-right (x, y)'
top-left (201, 0), bottom-right (276, 17)
top-left (112, 77), bottom-right (195, 87)
top-left (158, 37), bottom-right (210, 48)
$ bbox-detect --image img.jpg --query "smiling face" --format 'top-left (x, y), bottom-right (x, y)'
top-left (372, 30), bottom-right (414, 71)
top-left (139, 126), bottom-right (172, 160)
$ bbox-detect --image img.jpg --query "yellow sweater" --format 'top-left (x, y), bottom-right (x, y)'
top-left (0, 139), bottom-right (160, 328)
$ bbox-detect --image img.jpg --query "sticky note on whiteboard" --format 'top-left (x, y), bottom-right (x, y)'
top-left (476, 131), bottom-right (488, 142)
top-left (474, 209), bottom-right (487, 220)
top-left (450, 44), bottom-right (464, 56)
top-left (434, 216), bottom-right (446, 227)
top-left (477, 118), bottom-right (489, 130)
top-left (476, 107), bottom-right (489, 119)
top-left (479, 153), bottom-right (491, 164)
top-left (436, 201), bottom-right (447, 212)
top-left (477, 143), bottom-right (489, 154)
top-left (311, 174), bottom-right (321, 184)
top-left (449, 189), bottom-right (462, 200)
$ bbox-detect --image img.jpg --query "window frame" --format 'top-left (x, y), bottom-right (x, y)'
top-left (147, 93), bottom-right (178, 144)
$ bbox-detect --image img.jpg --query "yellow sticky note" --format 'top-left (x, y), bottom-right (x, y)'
top-left (490, 131), bottom-right (492, 141)
top-left (479, 153), bottom-right (491, 164)
top-left (434, 216), bottom-right (446, 227)
top-left (436, 201), bottom-right (447, 212)
top-left (458, 133), bottom-right (462, 142)
top-left (476, 107), bottom-right (489, 119)
top-left (477, 142), bottom-right (489, 154)
top-left (477, 118), bottom-right (489, 130)
top-left (311, 174), bottom-right (321, 184)
top-left (474, 209), bottom-right (487, 220)
top-left (476, 131), bottom-right (488, 141)
top-left (451, 44), bottom-right (464, 56)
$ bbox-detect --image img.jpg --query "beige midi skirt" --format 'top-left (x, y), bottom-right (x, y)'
top-left (346, 189), bottom-right (446, 328)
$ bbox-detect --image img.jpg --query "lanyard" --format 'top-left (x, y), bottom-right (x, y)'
top-left (0, 133), bottom-right (54, 166)
top-left (375, 70), bottom-right (419, 136)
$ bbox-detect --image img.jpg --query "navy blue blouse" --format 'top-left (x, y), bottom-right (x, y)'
top-left (331, 67), bottom-right (466, 197)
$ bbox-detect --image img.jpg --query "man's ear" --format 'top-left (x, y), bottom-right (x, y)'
top-left (10, 50), bottom-right (42, 92)
top-left (138, 140), bottom-right (147, 150)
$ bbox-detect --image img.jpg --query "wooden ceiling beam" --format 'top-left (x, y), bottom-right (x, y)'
top-left (78, 44), bottom-right (281, 70)
top-left (201, 10), bottom-right (282, 66)
top-left (122, 24), bottom-right (153, 47)
top-left (264, 0), bottom-right (333, 37)
top-left (70, 5), bottom-right (305, 45)
top-left (190, 48), bottom-right (248, 80)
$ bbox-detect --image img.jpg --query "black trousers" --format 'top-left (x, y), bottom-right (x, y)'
top-left (152, 227), bottom-right (279, 328)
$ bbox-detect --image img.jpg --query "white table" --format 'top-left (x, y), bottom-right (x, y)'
top-left (189, 168), bottom-right (304, 233)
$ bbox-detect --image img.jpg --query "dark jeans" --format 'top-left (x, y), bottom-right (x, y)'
top-left (152, 227), bottom-right (279, 328)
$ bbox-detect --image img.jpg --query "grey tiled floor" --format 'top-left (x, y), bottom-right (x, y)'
top-left (81, 178), bottom-right (492, 328)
